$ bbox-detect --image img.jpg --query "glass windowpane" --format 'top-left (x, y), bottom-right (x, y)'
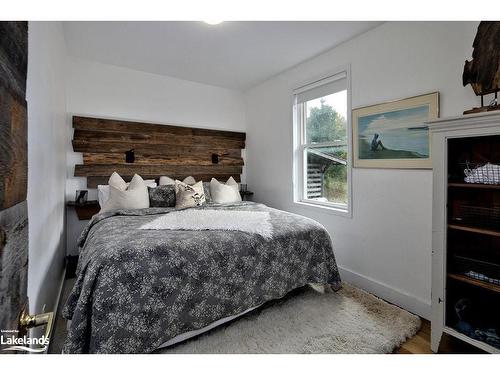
top-left (304, 146), bottom-right (348, 205)
top-left (305, 90), bottom-right (347, 144)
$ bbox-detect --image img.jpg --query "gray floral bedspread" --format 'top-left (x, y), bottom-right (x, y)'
top-left (62, 202), bottom-right (341, 353)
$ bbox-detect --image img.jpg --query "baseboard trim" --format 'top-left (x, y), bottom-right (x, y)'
top-left (338, 266), bottom-right (431, 319)
top-left (46, 264), bottom-right (66, 354)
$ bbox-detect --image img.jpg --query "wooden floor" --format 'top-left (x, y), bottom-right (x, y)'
top-left (395, 319), bottom-right (485, 354)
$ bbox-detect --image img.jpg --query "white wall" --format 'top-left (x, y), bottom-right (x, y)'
top-left (26, 22), bottom-right (68, 317)
top-left (245, 22), bottom-right (480, 318)
top-left (64, 57), bottom-right (247, 254)
top-left (65, 57), bottom-right (247, 201)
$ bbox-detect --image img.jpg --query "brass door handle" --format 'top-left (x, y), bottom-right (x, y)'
top-left (18, 310), bottom-right (54, 350)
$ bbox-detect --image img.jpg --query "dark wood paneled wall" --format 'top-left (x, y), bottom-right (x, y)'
top-left (0, 22), bottom-right (28, 210)
top-left (0, 21), bottom-right (29, 344)
top-left (72, 116), bottom-right (246, 188)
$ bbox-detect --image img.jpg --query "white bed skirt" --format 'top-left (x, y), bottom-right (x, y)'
top-left (156, 303), bottom-right (263, 349)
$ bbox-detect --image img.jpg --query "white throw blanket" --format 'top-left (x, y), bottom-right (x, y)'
top-left (140, 209), bottom-right (273, 238)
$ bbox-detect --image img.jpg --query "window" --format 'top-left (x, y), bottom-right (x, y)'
top-left (293, 69), bottom-right (351, 213)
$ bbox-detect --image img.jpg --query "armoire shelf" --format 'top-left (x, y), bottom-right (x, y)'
top-left (448, 273), bottom-right (500, 293)
top-left (443, 327), bottom-right (500, 354)
top-left (448, 224), bottom-right (500, 237)
top-left (448, 182), bottom-right (500, 190)
top-left (430, 111), bottom-right (500, 354)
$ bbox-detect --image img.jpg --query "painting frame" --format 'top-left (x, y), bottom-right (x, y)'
top-left (352, 92), bottom-right (439, 169)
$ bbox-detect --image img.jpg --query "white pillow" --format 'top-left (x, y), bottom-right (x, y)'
top-left (183, 176), bottom-right (196, 185)
top-left (109, 171), bottom-right (127, 190)
top-left (98, 179), bottom-right (156, 207)
top-left (98, 172), bottom-right (126, 207)
top-left (159, 175), bottom-right (196, 186)
top-left (159, 176), bottom-right (175, 186)
top-left (100, 174), bottom-right (150, 213)
top-left (210, 177), bottom-right (242, 204)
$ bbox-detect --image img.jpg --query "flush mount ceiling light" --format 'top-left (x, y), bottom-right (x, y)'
top-left (203, 20), bottom-right (224, 25)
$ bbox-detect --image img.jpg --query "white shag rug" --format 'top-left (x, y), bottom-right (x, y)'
top-left (158, 284), bottom-right (421, 354)
top-left (140, 209), bottom-right (273, 238)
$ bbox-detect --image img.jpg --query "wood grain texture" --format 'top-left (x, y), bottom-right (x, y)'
top-left (0, 22), bottom-right (28, 100)
top-left (73, 140), bottom-right (242, 157)
top-left (74, 203), bottom-right (100, 220)
top-left (76, 164), bottom-right (242, 177)
top-left (73, 116), bottom-right (246, 139)
top-left (72, 116), bottom-right (246, 186)
top-left (448, 224), bottom-right (500, 237)
top-left (448, 273), bottom-right (500, 293)
top-left (0, 84), bottom-right (27, 209)
top-left (0, 22), bottom-right (28, 210)
top-left (0, 22), bottom-right (28, 345)
top-left (395, 319), bottom-right (485, 354)
top-left (462, 21), bottom-right (500, 96)
top-left (73, 129), bottom-right (245, 148)
top-left (82, 153), bottom-right (244, 166)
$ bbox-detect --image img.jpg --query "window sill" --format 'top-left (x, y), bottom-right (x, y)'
top-left (293, 200), bottom-right (352, 218)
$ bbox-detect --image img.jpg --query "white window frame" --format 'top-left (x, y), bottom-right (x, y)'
top-left (292, 65), bottom-right (352, 217)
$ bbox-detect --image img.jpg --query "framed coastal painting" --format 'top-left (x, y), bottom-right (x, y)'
top-left (352, 92), bottom-right (439, 169)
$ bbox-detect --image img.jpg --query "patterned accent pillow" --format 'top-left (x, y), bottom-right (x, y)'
top-left (148, 185), bottom-right (176, 207)
top-left (175, 180), bottom-right (206, 209)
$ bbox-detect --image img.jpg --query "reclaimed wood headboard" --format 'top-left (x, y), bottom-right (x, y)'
top-left (72, 116), bottom-right (245, 188)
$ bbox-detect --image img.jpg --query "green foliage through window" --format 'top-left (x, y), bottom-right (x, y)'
top-left (304, 95), bottom-right (348, 205)
top-left (306, 98), bottom-right (347, 144)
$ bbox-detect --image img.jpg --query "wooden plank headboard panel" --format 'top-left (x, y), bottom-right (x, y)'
top-left (72, 116), bottom-right (245, 188)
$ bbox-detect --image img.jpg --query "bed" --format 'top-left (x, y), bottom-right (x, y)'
top-left (62, 201), bottom-right (341, 353)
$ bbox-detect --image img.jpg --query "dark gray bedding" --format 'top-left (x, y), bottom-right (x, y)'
top-left (62, 202), bottom-right (341, 353)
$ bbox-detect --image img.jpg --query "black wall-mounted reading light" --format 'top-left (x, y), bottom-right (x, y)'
top-left (211, 153), bottom-right (219, 164)
top-left (125, 149), bottom-right (135, 163)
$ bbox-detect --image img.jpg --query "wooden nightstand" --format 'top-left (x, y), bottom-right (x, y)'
top-left (67, 200), bottom-right (100, 220)
top-left (240, 191), bottom-right (254, 201)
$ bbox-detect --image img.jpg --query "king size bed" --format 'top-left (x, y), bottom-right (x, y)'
top-left (62, 201), bottom-right (341, 354)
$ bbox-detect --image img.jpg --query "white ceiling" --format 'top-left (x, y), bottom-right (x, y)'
top-left (63, 21), bottom-right (382, 91)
